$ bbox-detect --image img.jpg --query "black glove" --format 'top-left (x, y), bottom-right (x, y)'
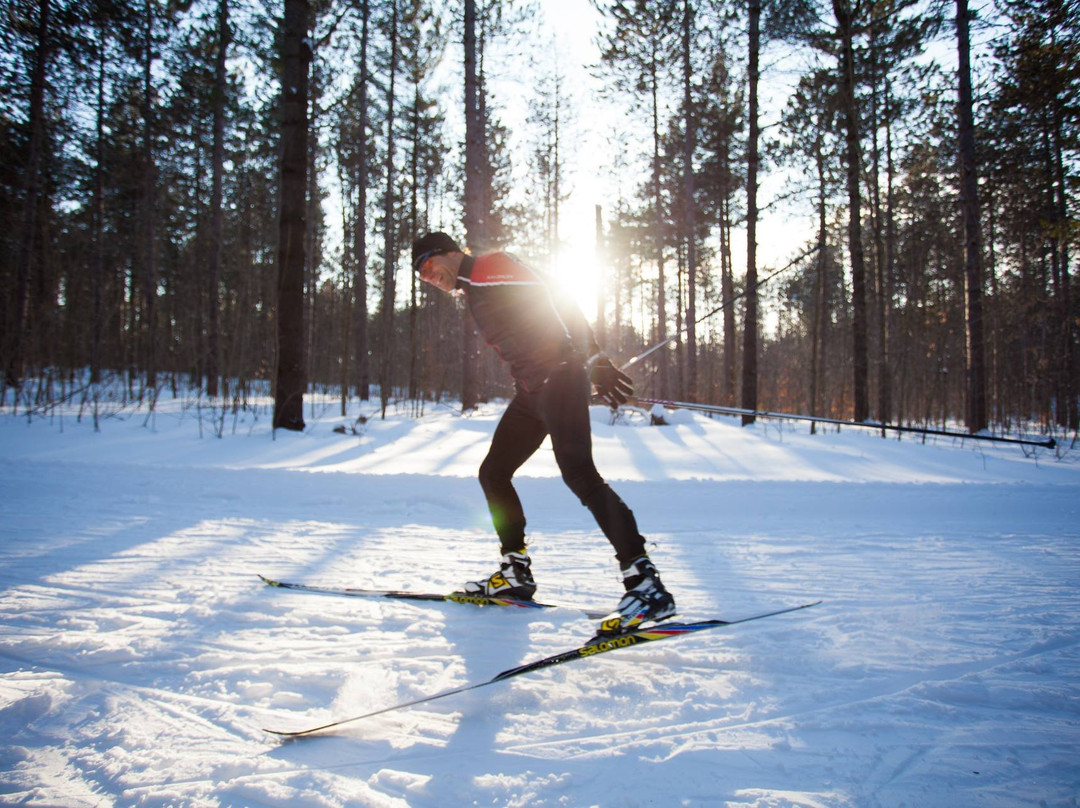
top-left (589, 355), bottom-right (634, 409)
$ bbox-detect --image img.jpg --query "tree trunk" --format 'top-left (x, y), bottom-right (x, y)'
top-left (682, 0), bottom-right (698, 401)
top-left (461, 0), bottom-right (484, 411)
top-left (651, 54), bottom-right (669, 398)
top-left (408, 80), bottom-right (420, 405)
top-left (273, 0), bottom-right (310, 431)
top-left (595, 205), bottom-right (605, 345)
top-left (355, 0), bottom-right (371, 401)
top-left (305, 60), bottom-right (322, 390)
top-left (1050, 88), bottom-right (1075, 429)
top-left (869, 32), bottom-right (889, 433)
top-left (834, 0), bottom-right (869, 422)
top-left (380, 0), bottom-right (399, 419)
top-left (142, 0), bottom-right (158, 392)
top-left (810, 129), bottom-right (828, 431)
top-left (740, 0), bottom-right (760, 426)
top-left (8, 0), bottom-right (51, 387)
top-left (884, 78), bottom-right (897, 426)
top-left (721, 179), bottom-right (736, 405)
top-left (338, 155), bottom-right (350, 416)
top-left (92, 18), bottom-right (106, 386)
top-left (956, 0), bottom-right (987, 433)
top-left (207, 0), bottom-right (230, 397)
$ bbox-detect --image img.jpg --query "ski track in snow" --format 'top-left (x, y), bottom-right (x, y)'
top-left (0, 396), bottom-right (1078, 807)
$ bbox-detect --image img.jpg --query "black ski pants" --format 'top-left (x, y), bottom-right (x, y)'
top-left (477, 361), bottom-right (646, 564)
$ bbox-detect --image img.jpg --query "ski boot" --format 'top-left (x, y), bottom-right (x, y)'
top-left (459, 550), bottom-right (537, 600)
top-left (595, 555), bottom-right (676, 637)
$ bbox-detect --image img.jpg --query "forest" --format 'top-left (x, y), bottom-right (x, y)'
top-left (0, 0), bottom-right (1076, 438)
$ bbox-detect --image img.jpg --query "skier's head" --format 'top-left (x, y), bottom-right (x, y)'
top-left (412, 232), bottom-right (463, 293)
top-left (412, 232), bottom-right (460, 273)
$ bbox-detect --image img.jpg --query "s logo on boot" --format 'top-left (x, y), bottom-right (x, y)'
top-left (600, 617), bottom-right (624, 635)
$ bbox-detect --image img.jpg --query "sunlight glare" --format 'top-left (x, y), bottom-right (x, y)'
top-left (551, 236), bottom-right (601, 323)
top-left (545, 174), bottom-right (610, 323)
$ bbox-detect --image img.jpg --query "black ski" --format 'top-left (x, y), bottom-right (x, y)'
top-left (258, 574), bottom-right (608, 619)
top-left (263, 600), bottom-right (821, 738)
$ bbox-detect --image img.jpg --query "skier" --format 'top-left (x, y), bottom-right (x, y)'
top-left (412, 231), bottom-right (676, 635)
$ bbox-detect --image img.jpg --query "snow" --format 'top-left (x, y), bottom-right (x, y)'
top-left (1, 391), bottom-right (1078, 807)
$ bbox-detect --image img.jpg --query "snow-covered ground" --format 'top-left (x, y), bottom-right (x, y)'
top-left (1, 391), bottom-right (1078, 807)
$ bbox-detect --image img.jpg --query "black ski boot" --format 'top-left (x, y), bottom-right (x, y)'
top-left (459, 550), bottom-right (537, 600)
top-left (596, 555), bottom-right (676, 636)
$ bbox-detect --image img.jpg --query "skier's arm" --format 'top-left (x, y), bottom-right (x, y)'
top-left (543, 278), bottom-right (600, 358)
top-left (546, 278), bottom-right (633, 408)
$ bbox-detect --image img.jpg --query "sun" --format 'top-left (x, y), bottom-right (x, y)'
top-left (550, 241), bottom-right (602, 323)
top-left (546, 181), bottom-right (610, 322)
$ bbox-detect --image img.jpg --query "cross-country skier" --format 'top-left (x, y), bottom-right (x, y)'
top-left (411, 231), bottom-right (676, 635)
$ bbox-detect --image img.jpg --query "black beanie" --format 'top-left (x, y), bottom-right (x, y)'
top-left (411, 232), bottom-right (460, 272)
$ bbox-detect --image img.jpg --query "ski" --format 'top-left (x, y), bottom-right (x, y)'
top-left (263, 600), bottom-right (821, 738)
top-left (258, 574), bottom-right (609, 620)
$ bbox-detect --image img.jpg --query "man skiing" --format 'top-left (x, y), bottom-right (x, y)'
top-left (411, 231), bottom-right (676, 636)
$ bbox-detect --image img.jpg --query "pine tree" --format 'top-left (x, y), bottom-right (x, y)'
top-left (741, 0), bottom-right (762, 424)
top-left (274, 0), bottom-right (311, 431)
top-left (206, 0), bottom-right (230, 397)
top-left (6, 0), bottom-right (53, 388)
top-left (956, 0), bottom-right (987, 433)
top-left (379, 0), bottom-right (401, 418)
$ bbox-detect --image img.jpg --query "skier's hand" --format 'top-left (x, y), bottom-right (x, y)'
top-left (590, 356), bottom-right (634, 409)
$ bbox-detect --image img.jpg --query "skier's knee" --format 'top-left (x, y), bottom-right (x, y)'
top-left (560, 466), bottom-right (605, 505)
top-left (479, 455), bottom-right (511, 494)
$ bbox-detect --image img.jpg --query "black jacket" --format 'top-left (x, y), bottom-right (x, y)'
top-left (457, 252), bottom-right (599, 392)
